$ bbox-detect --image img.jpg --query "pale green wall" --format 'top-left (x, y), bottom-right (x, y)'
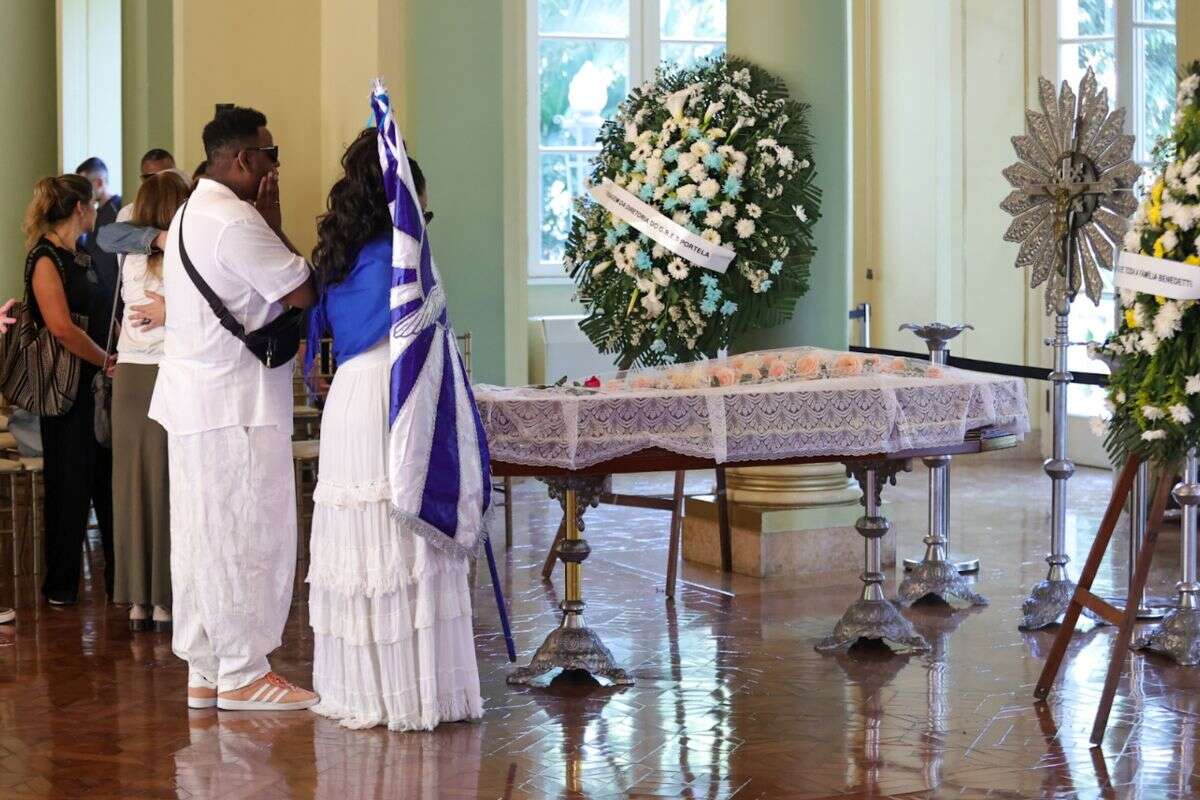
top-left (1, 2), bottom-right (58, 299)
top-left (405, 0), bottom-right (507, 383)
top-left (529, 283), bottom-right (579, 318)
top-left (727, 0), bottom-right (850, 351)
top-left (122, 0), bottom-right (174, 194)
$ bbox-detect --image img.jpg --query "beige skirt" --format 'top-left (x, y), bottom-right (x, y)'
top-left (111, 362), bottom-right (171, 608)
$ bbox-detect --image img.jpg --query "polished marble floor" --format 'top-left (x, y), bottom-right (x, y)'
top-left (2, 458), bottom-right (1199, 799)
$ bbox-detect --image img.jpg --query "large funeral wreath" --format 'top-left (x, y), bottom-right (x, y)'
top-left (1096, 61), bottom-right (1200, 465)
top-left (564, 55), bottom-right (821, 369)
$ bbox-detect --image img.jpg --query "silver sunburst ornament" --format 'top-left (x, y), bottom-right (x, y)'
top-left (1001, 67), bottom-right (1141, 316)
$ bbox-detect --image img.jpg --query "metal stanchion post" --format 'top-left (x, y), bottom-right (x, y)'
top-left (1135, 448), bottom-right (1200, 664)
top-left (1020, 301), bottom-right (1078, 630)
top-left (900, 323), bottom-right (980, 575)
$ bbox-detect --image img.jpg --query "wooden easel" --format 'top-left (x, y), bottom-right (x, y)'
top-left (1034, 455), bottom-right (1175, 746)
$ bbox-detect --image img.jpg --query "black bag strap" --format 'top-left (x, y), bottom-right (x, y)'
top-left (176, 200), bottom-right (248, 343)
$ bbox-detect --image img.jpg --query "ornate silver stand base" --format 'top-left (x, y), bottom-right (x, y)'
top-left (507, 611), bottom-right (634, 687)
top-left (1019, 577), bottom-right (1076, 631)
top-left (898, 454), bottom-right (988, 607)
top-left (899, 559), bottom-right (988, 608)
top-left (510, 476), bottom-right (633, 687)
top-left (816, 598), bottom-right (930, 654)
top-left (816, 459), bottom-right (929, 655)
top-left (1133, 609), bottom-right (1200, 666)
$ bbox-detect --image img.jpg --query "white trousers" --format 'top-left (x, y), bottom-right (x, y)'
top-left (168, 425), bottom-right (296, 692)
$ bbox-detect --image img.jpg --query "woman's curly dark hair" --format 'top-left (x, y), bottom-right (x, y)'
top-left (312, 128), bottom-right (426, 286)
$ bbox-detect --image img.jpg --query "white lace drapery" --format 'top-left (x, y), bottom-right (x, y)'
top-left (475, 348), bottom-right (1029, 470)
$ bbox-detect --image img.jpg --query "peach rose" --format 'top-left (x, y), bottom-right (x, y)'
top-left (886, 357), bottom-right (908, 374)
top-left (925, 366), bottom-right (944, 379)
top-left (729, 356), bottom-right (746, 372)
top-left (794, 353), bottom-right (821, 378)
top-left (713, 367), bottom-right (738, 387)
top-left (863, 354), bottom-right (883, 370)
top-left (768, 360), bottom-right (789, 379)
top-left (604, 379), bottom-right (626, 391)
top-left (832, 354), bottom-right (864, 377)
top-left (631, 376), bottom-right (657, 389)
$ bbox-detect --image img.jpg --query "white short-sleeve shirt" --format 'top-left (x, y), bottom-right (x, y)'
top-left (148, 178), bottom-right (309, 435)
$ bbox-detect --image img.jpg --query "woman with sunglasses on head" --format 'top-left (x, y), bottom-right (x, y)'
top-left (304, 129), bottom-right (481, 731)
top-left (21, 174), bottom-right (116, 606)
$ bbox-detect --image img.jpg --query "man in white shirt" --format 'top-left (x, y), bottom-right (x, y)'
top-left (149, 106), bottom-right (318, 712)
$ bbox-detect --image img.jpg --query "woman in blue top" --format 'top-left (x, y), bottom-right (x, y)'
top-left (303, 130), bottom-right (482, 731)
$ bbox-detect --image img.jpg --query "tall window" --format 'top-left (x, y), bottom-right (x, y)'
top-left (1051, 0), bottom-right (1176, 462)
top-left (530, 0), bottom-right (727, 280)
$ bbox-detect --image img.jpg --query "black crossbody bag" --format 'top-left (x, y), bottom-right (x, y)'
top-left (177, 200), bottom-right (304, 368)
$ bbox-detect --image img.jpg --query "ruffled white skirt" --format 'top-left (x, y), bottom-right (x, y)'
top-left (306, 342), bottom-right (483, 731)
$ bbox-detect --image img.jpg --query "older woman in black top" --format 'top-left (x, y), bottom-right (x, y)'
top-left (21, 174), bottom-right (115, 605)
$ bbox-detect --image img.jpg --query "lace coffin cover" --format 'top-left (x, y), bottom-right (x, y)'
top-left (475, 348), bottom-right (1030, 470)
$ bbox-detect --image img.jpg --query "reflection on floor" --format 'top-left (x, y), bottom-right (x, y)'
top-left (2, 457), bottom-right (1199, 799)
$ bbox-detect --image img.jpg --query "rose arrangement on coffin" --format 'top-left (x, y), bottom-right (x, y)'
top-left (1095, 61), bottom-right (1200, 464)
top-left (571, 348), bottom-right (946, 394)
top-left (564, 55), bottom-right (820, 369)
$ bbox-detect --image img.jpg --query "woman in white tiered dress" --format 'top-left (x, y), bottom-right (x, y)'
top-left (304, 130), bottom-right (482, 730)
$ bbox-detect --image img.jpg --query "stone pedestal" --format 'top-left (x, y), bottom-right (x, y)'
top-left (683, 464), bottom-right (896, 581)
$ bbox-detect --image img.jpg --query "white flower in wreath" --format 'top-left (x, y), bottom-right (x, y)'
top-left (688, 163), bottom-right (709, 184)
top-left (690, 140), bottom-right (713, 157)
top-left (777, 147), bottom-right (795, 167)
top-left (1142, 404), bottom-right (1165, 421)
top-left (625, 122), bottom-right (639, 143)
top-left (1142, 429), bottom-right (1167, 441)
top-left (672, 210), bottom-right (690, 226)
top-left (1187, 375), bottom-right (1200, 395)
top-left (667, 258), bottom-right (689, 280)
top-left (708, 128), bottom-right (726, 139)
top-left (1089, 416), bottom-right (1108, 438)
top-left (735, 219), bottom-right (756, 239)
top-left (756, 137), bottom-right (778, 150)
top-left (704, 101), bottom-right (725, 122)
top-left (585, 232), bottom-right (598, 250)
top-left (720, 201), bottom-right (737, 218)
top-left (1171, 404), bottom-right (1195, 425)
top-left (677, 184), bottom-right (698, 202)
top-left (1139, 330), bottom-right (1160, 355)
top-left (698, 178), bottom-right (720, 200)
top-left (704, 210), bottom-right (724, 228)
top-left (591, 260), bottom-right (611, 277)
top-left (793, 204), bottom-right (809, 222)
top-left (702, 229), bottom-right (722, 246)
top-left (677, 151), bottom-right (700, 171)
top-left (640, 290), bottom-right (665, 319)
top-left (1154, 300), bottom-right (1183, 340)
top-left (746, 203), bottom-right (762, 219)
top-left (727, 162), bottom-right (746, 179)
top-left (1122, 228), bottom-right (1142, 252)
top-left (645, 157), bottom-right (664, 181)
top-left (652, 267), bottom-right (670, 287)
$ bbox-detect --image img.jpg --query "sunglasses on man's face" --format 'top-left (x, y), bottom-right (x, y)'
top-left (243, 145), bottom-right (279, 164)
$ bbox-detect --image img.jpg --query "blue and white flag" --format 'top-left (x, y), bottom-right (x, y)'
top-left (371, 79), bottom-right (491, 558)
